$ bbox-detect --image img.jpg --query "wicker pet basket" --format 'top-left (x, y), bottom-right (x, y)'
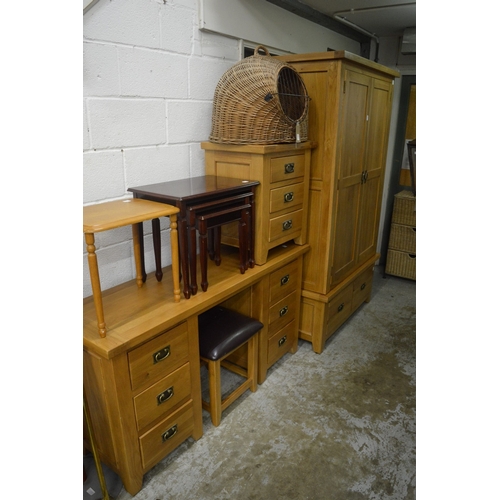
top-left (209, 46), bottom-right (309, 145)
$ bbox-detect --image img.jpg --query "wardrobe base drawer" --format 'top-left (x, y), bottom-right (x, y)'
top-left (326, 286), bottom-right (353, 335)
top-left (352, 268), bottom-right (373, 311)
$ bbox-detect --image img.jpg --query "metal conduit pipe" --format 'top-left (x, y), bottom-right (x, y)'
top-left (333, 14), bottom-right (380, 62)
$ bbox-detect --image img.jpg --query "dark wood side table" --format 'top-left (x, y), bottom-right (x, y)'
top-left (128, 176), bottom-right (259, 299)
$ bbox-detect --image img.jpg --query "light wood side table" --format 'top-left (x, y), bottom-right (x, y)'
top-left (83, 199), bottom-right (181, 337)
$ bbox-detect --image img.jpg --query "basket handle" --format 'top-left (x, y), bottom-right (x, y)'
top-left (254, 45), bottom-right (270, 56)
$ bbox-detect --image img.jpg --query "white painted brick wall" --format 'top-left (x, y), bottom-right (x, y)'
top-left (83, 0), bottom-right (240, 298)
top-left (83, 0), bottom-right (401, 300)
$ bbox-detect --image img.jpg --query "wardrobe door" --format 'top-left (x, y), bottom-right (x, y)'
top-left (331, 69), bottom-right (370, 286)
top-left (356, 77), bottom-right (393, 264)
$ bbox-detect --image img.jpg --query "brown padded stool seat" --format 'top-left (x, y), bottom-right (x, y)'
top-left (198, 306), bottom-right (263, 426)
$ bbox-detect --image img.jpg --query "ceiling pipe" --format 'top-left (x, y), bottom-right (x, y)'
top-left (333, 3), bottom-right (415, 62)
top-left (333, 15), bottom-right (380, 62)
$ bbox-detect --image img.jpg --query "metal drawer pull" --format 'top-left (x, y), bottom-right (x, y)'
top-left (361, 283), bottom-right (366, 290)
top-left (278, 335), bottom-right (287, 347)
top-left (153, 345), bottom-right (171, 364)
top-left (284, 192), bottom-right (294, 203)
top-left (161, 424), bottom-right (178, 442)
top-left (280, 274), bottom-right (290, 286)
top-left (282, 220), bottom-right (292, 231)
top-left (279, 306), bottom-right (289, 317)
top-left (284, 163), bottom-right (295, 174)
top-left (338, 303), bottom-right (344, 312)
top-left (157, 386), bottom-right (174, 405)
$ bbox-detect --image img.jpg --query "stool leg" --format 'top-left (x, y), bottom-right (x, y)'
top-left (152, 218), bottom-right (163, 282)
top-left (85, 233), bottom-right (107, 338)
top-left (207, 359), bottom-right (222, 426)
top-left (247, 335), bottom-right (258, 392)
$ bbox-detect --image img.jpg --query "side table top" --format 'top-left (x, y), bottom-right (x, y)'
top-left (83, 198), bottom-right (180, 233)
top-left (128, 175), bottom-right (259, 202)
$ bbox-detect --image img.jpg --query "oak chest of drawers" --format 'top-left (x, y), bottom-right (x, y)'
top-left (201, 141), bottom-right (313, 265)
top-left (83, 316), bottom-right (203, 496)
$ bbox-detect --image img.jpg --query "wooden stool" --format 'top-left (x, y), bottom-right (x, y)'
top-left (83, 199), bottom-right (181, 337)
top-left (198, 306), bottom-right (263, 427)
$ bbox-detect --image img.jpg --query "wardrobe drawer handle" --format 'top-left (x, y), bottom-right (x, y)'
top-left (361, 283), bottom-right (366, 290)
top-left (279, 306), bottom-right (289, 317)
top-left (282, 220), bottom-right (292, 231)
top-left (284, 163), bottom-right (295, 174)
top-left (280, 274), bottom-right (290, 286)
top-left (161, 424), bottom-right (178, 442)
top-left (278, 335), bottom-right (287, 347)
top-left (338, 303), bottom-right (344, 312)
top-left (157, 386), bottom-right (174, 405)
top-left (284, 192), bottom-right (294, 203)
top-left (153, 346), bottom-right (171, 364)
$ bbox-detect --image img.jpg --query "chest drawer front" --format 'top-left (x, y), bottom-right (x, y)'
top-left (270, 154), bottom-right (305, 183)
top-left (268, 291), bottom-right (297, 335)
top-left (326, 286), bottom-right (353, 334)
top-left (133, 362), bottom-right (192, 431)
top-left (352, 268), bottom-right (373, 311)
top-left (269, 182), bottom-right (304, 214)
top-left (139, 400), bottom-right (194, 470)
top-left (267, 318), bottom-right (297, 367)
top-left (268, 209), bottom-right (303, 243)
top-left (269, 260), bottom-right (299, 304)
top-left (128, 322), bottom-right (189, 391)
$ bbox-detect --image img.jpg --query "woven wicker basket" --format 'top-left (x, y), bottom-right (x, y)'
top-left (388, 224), bottom-right (416, 253)
top-left (392, 190), bottom-right (416, 226)
top-left (209, 46), bottom-right (309, 145)
top-left (386, 250), bottom-right (416, 280)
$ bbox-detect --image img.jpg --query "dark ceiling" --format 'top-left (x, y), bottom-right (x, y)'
top-left (266, 0), bottom-right (416, 41)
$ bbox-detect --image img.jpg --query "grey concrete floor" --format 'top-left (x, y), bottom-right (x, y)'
top-left (115, 265), bottom-right (416, 500)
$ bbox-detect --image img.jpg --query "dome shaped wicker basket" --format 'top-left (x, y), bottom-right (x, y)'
top-left (209, 46), bottom-right (309, 145)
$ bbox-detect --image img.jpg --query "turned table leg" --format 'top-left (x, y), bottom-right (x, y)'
top-left (151, 218), bottom-right (163, 282)
top-left (169, 214), bottom-right (181, 303)
top-left (132, 223), bottom-right (144, 288)
top-left (85, 233), bottom-right (107, 338)
top-left (198, 219), bottom-right (209, 292)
